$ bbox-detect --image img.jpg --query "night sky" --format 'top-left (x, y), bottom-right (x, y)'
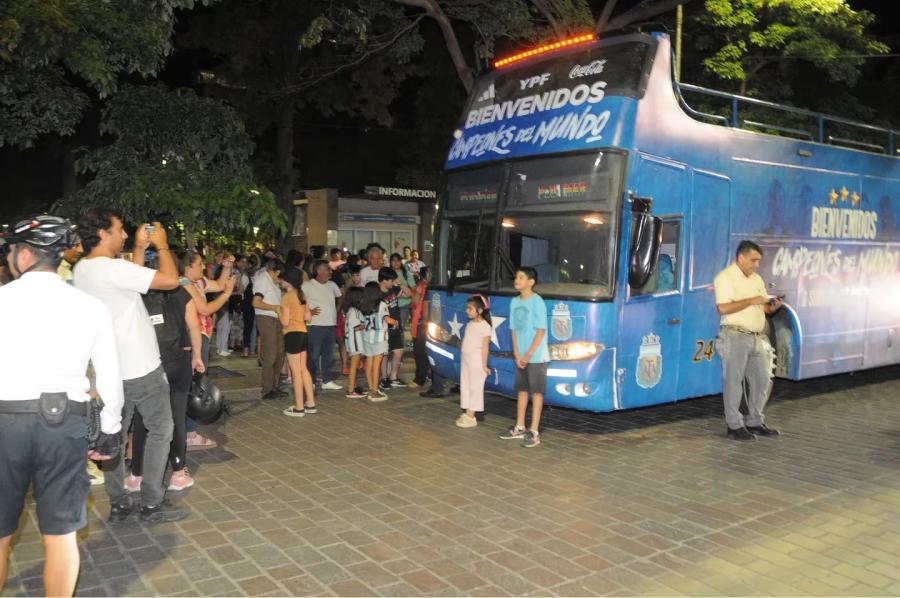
top-left (1, 0), bottom-right (897, 223)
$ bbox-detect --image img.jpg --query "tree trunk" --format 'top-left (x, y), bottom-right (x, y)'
top-left (185, 226), bottom-right (196, 252)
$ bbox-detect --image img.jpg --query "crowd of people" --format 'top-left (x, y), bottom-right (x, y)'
top-left (0, 209), bottom-right (784, 597)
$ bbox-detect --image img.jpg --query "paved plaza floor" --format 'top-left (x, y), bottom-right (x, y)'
top-left (3, 356), bottom-right (900, 597)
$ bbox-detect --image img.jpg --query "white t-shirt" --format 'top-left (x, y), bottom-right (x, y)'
top-left (252, 269), bottom-right (282, 318)
top-left (301, 278), bottom-right (342, 326)
top-left (0, 272), bottom-right (125, 434)
top-left (74, 256), bottom-right (160, 380)
top-left (360, 266), bottom-right (380, 286)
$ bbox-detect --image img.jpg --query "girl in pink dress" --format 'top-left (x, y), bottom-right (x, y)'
top-left (457, 295), bottom-right (492, 428)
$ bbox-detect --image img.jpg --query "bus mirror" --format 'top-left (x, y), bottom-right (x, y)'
top-left (628, 203), bottom-right (663, 289)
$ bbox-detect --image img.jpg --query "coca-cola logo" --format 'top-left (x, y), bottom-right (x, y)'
top-left (569, 59), bottom-right (607, 79)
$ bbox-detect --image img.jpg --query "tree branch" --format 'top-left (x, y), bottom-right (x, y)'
top-left (594, 0), bottom-right (620, 35)
top-left (391, 0), bottom-right (474, 93)
top-left (531, 0), bottom-right (565, 38)
top-left (603, 0), bottom-right (693, 33)
top-left (271, 15), bottom-right (424, 98)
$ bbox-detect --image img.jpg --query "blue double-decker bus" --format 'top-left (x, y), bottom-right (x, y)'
top-left (424, 32), bottom-right (900, 412)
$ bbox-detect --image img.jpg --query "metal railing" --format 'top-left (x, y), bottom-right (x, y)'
top-left (673, 81), bottom-right (898, 156)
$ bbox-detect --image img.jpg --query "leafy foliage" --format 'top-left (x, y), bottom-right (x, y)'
top-left (60, 85), bottom-right (285, 238)
top-left (0, 0), bottom-right (214, 148)
top-left (690, 0), bottom-right (888, 96)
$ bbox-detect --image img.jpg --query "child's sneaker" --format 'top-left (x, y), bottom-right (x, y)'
top-left (282, 406), bottom-right (305, 417)
top-left (303, 404), bottom-right (318, 414)
top-left (342, 367), bottom-right (350, 375)
top-left (499, 425), bottom-right (526, 440)
top-left (455, 413), bottom-right (477, 428)
top-left (379, 378), bottom-right (392, 391)
top-left (168, 468), bottom-right (194, 491)
top-left (345, 389), bottom-right (365, 399)
top-left (522, 430), bottom-right (541, 448)
top-left (390, 379), bottom-right (407, 388)
top-left (124, 474), bottom-right (142, 493)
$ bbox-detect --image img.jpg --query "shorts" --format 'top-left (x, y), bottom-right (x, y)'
top-left (0, 413), bottom-right (90, 536)
top-left (284, 331), bottom-right (308, 354)
top-left (388, 328), bottom-right (404, 352)
top-left (514, 362), bottom-right (548, 394)
top-left (363, 338), bottom-right (388, 357)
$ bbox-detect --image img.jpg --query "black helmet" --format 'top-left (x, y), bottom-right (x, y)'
top-left (187, 373), bottom-right (225, 424)
top-left (2, 215), bottom-right (79, 253)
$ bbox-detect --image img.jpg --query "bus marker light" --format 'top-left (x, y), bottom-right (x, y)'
top-left (494, 33), bottom-right (596, 69)
top-left (583, 215), bottom-right (604, 225)
top-left (501, 219), bottom-right (516, 228)
top-left (556, 383), bottom-right (572, 396)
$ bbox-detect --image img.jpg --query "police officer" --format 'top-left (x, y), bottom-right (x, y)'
top-left (714, 240), bottom-right (783, 440)
top-left (0, 215), bottom-right (123, 597)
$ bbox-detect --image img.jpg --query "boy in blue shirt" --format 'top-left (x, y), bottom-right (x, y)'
top-left (500, 267), bottom-right (549, 448)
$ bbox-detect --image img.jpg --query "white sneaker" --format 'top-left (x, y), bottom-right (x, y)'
top-left (217, 350), bottom-right (232, 357)
top-left (321, 381), bottom-right (342, 391)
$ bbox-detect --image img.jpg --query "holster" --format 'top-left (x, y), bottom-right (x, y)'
top-left (39, 392), bottom-right (69, 426)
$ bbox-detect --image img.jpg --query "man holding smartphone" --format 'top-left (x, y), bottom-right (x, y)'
top-left (713, 240), bottom-right (783, 441)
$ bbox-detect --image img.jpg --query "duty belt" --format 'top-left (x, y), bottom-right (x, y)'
top-left (720, 324), bottom-right (766, 337)
top-left (0, 399), bottom-right (88, 415)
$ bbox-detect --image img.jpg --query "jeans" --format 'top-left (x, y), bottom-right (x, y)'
top-left (242, 301), bottom-right (256, 350)
top-left (104, 365), bottom-right (173, 508)
top-left (215, 308), bottom-right (230, 353)
top-left (132, 353), bottom-right (192, 475)
top-left (413, 322), bottom-right (430, 385)
top-left (307, 325), bottom-right (337, 384)
top-left (716, 328), bottom-right (774, 429)
top-left (256, 315), bottom-right (284, 394)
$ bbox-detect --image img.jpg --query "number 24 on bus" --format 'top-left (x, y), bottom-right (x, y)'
top-left (424, 31), bottom-right (900, 412)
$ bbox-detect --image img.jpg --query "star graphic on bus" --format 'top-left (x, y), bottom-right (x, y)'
top-left (488, 315), bottom-right (506, 348)
top-left (851, 191), bottom-right (860, 207)
top-left (448, 313), bottom-right (464, 339)
top-left (828, 188), bottom-right (838, 204)
top-left (840, 186), bottom-right (849, 201)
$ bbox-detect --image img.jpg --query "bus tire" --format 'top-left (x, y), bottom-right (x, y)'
top-left (771, 312), bottom-right (795, 378)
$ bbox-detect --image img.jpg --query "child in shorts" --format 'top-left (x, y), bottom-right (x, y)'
top-left (361, 282), bottom-right (389, 402)
top-left (343, 286), bottom-right (365, 399)
top-left (499, 267), bottom-right (549, 448)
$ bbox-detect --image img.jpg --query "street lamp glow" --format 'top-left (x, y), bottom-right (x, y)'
top-left (252, 226), bottom-right (260, 236)
top-left (249, 189), bottom-right (260, 195)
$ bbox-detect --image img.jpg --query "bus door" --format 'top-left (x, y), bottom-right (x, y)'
top-left (619, 156), bottom-right (686, 408)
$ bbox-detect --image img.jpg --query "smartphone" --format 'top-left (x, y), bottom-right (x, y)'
top-left (146, 224), bottom-right (155, 234)
top-left (768, 294), bottom-right (786, 305)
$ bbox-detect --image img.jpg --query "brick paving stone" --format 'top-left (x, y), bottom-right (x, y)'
top-left (2, 359), bottom-right (900, 597)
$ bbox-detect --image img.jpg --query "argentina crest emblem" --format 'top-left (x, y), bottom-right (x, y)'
top-left (636, 333), bottom-right (662, 389)
top-left (551, 302), bottom-right (572, 341)
top-left (429, 292), bottom-right (442, 326)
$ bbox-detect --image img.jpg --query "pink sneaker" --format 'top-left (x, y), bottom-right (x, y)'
top-left (124, 474), bottom-right (142, 493)
top-left (168, 468), bottom-right (194, 491)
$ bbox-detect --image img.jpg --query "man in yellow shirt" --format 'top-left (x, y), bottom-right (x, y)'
top-left (713, 240), bottom-right (783, 441)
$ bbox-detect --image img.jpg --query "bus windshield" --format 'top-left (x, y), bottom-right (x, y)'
top-left (438, 151), bottom-right (624, 299)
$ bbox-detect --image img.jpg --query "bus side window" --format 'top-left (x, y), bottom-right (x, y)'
top-left (633, 220), bottom-right (680, 296)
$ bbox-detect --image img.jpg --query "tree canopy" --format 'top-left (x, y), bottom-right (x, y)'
top-left (0, 0), bottom-right (215, 148)
top-left (58, 85), bottom-right (285, 242)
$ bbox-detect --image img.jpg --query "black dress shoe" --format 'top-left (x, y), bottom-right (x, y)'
top-left (274, 389), bottom-right (289, 397)
top-left (747, 424), bottom-right (780, 436)
top-left (261, 391), bottom-right (280, 400)
top-left (726, 426), bottom-right (757, 441)
top-left (449, 385), bottom-right (461, 394)
top-left (420, 389), bottom-right (448, 398)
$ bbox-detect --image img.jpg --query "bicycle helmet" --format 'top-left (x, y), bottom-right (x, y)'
top-left (0, 215), bottom-right (79, 274)
top-left (3, 215), bottom-right (79, 250)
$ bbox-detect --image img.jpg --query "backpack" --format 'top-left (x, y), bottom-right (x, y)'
top-left (143, 289), bottom-right (187, 362)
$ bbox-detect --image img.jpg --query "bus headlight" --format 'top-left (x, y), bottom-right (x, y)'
top-left (549, 342), bottom-right (603, 361)
top-left (426, 322), bottom-right (454, 344)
